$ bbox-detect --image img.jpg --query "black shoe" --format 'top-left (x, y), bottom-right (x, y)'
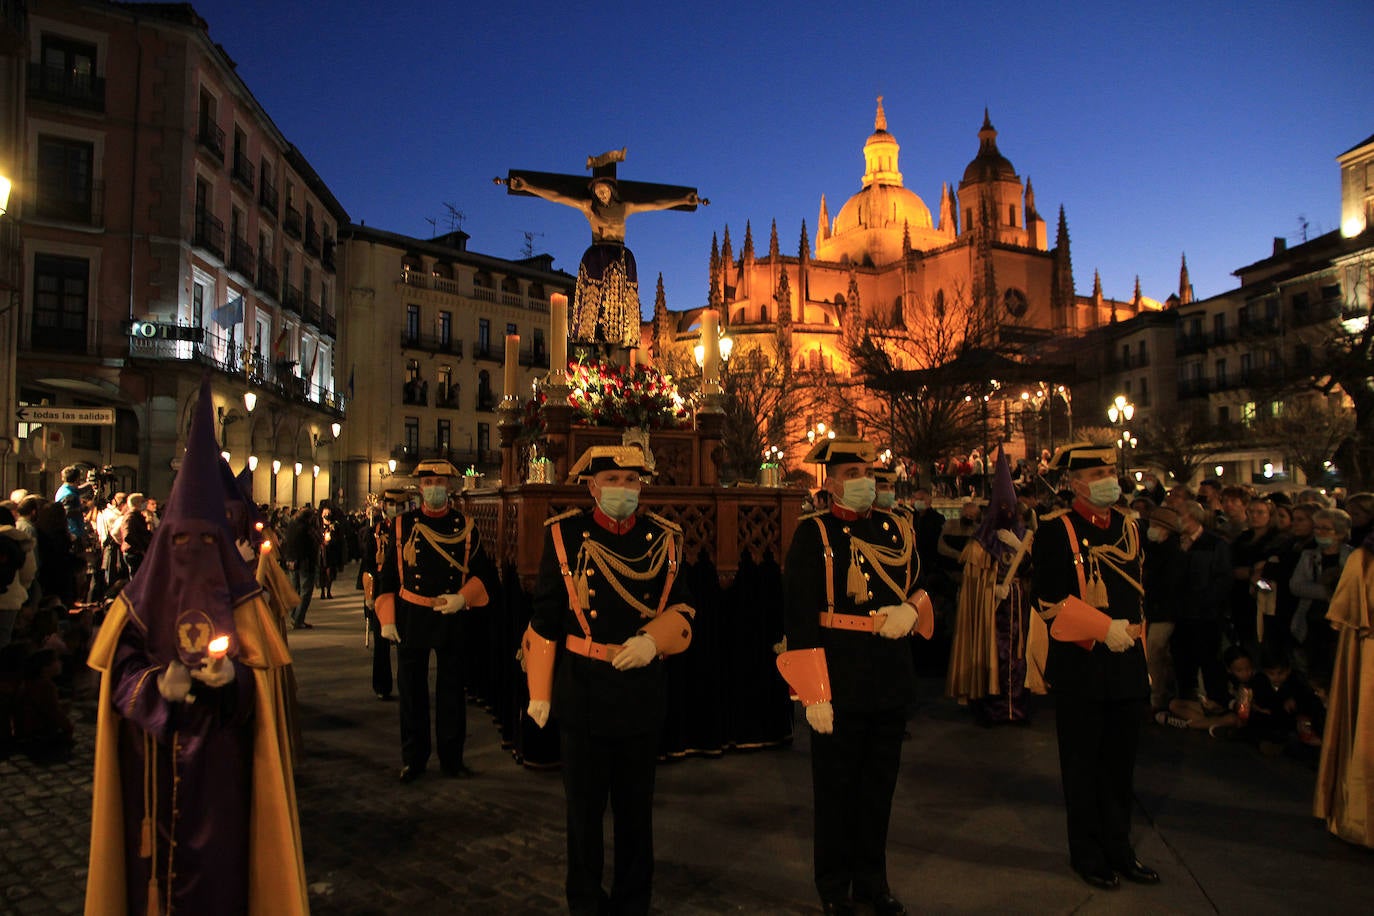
top-left (856, 892), bottom-right (906, 915)
top-left (821, 901), bottom-right (856, 916)
top-left (292, 621), bottom-right (313, 630)
top-left (398, 765), bottom-right (423, 784)
top-left (441, 762), bottom-right (476, 779)
top-left (1074, 866), bottom-right (1120, 890)
top-left (375, 693), bottom-right (394, 701)
top-left (1113, 859), bottom-right (1160, 884)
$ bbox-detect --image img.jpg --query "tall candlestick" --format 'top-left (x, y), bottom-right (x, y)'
top-left (702, 309), bottom-right (720, 386)
top-left (504, 334), bottom-right (520, 398)
top-left (550, 293), bottom-right (568, 377)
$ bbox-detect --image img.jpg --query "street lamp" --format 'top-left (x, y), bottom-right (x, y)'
top-left (243, 391), bottom-right (257, 414)
top-left (1107, 395), bottom-right (1136, 470)
top-left (271, 458), bottom-right (281, 505)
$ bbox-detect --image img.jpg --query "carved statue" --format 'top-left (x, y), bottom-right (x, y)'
top-left (499, 150), bottom-right (706, 350)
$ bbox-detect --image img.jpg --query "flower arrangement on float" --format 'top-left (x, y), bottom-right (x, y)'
top-left (520, 358), bottom-right (691, 438)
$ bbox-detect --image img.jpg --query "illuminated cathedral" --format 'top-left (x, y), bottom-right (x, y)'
top-left (650, 99), bottom-right (1161, 376)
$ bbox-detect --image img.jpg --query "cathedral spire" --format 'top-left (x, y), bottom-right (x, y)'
top-left (1051, 205), bottom-right (1074, 318)
top-left (652, 273), bottom-right (669, 356)
top-left (875, 95), bottom-right (888, 132)
top-left (769, 219), bottom-right (779, 261)
top-left (1024, 176), bottom-right (1038, 220)
top-left (1179, 253), bottom-right (1193, 304)
top-left (902, 219), bottom-right (911, 255)
top-left (799, 220), bottom-right (810, 263)
top-left (742, 220), bottom-right (755, 263)
top-left (861, 96), bottom-right (903, 188)
top-left (1092, 269), bottom-right (1103, 304)
top-left (938, 182), bottom-right (955, 237)
top-left (818, 194), bottom-right (831, 241)
top-left (1132, 275), bottom-right (1142, 309)
top-left (708, 233), bottom-right (721, 309)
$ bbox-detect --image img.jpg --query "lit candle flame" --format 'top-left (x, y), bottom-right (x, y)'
top-left (207, 636), bottom-right (230, 658)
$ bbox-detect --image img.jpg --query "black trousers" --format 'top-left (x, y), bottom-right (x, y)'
top-left (1170, 619), bottom-right (1228, 705)
top-left (560, 727), bottom-right (657, 916)
top-left (1053, 693), bottom-right (1146, 872)
top-left (366, 610), bottom-right (393, 698)
top-left (810, 705), bottom-right (906, 903)
top-left (395, 632), bottom-right (465, 771)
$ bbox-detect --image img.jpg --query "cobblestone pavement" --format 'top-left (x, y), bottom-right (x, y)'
top-left (5, 579), bottom-right (1374, 914)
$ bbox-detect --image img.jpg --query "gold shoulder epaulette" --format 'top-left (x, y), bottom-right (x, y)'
top-left (1041, 507), bottom-right (1070, 520)
top-left (800, 509), bottom-right (827, 520)
top-left (544, 508), bottom-right (583, 527)
top-left (646, 511), bottom-right (682, 533)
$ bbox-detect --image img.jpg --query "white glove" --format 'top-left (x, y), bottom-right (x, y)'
top-left (805, 701), bottom-right (834, 734)
top-left (876, 603), bottom-right (917, 639)
top-left (381, 623), bottom-right (400, 643)
top-left (612, 634), bottom-right (658, 671)
top-left (190, 655), bottom-right (236, 688)
top-left (996, 528), bottom-right (1023, 550)
top-left (433, 593), bottom-right (466, 615)
top-left (1105, 618), bottom-right (1135, 653)
top-left (157, 660), bottom-right (193, 702)
top-left (527, 700), bottom-right (551, 728)
top-left (994, 583), bottom-right (1011, 601)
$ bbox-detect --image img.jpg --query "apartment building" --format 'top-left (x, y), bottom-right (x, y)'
top-left (2, 0), bottom-right (347, 503)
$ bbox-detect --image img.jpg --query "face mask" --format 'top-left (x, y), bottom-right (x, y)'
top-left (421, 485), bottom-right (448, 510)
top-left (1086, 478), bottom-right (1122, 507)
top-left (1147, 527), bottom-right (1168, 543)
top-left (913, 500), bottom-right (928, 511)
top-left (840, 477), bottom-right (877, 513)
top-left (874, 491), bottom-right (896, 509)
top-left (597, 486), bottom-right (639, 521)
top-left (1315, 536), bottom-right (1337, 548)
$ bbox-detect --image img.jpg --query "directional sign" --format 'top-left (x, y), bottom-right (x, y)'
top-left (16, 406), bottom-right (116, 426)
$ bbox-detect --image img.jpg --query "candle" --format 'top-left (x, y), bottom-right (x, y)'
top-left (550, 293), bottom-right (568, 377)
top-left (207, 635), bottom-right (230, 659)
top-left (504, 334), bottom-right (520, 398)
top-left (701, 309), bottom-right (720, 385)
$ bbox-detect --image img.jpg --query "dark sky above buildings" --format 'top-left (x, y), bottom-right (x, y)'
top-left (184, 0), bottom-right (1374, 313)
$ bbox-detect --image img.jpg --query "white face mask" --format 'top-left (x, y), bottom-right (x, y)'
top-left (1085, 477), bottom-right (1122, 508)
top-left (596, 486), bottom-right (639, 521)
top-left (874, 491), bottom-right (896, 509)
top-left (912, 500), bottom-right (928, 511)
top-left (421, 485), bottom-right (448, 510)
top-left (1146, 527), bottom-right (1168, 543)
top-left (840, 477), bottom-right (877, 513)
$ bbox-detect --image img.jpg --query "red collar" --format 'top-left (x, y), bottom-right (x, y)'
top-left (593, 508), bottom-right (637, 534)
top-left (421, 505), bottom-right (450, 519)
top-left (1072, 498), bottom-right (1112, 529)
top-left (829, 503), bottom-right (870, 522)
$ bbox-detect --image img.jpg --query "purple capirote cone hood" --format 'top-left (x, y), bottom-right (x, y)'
top-left (122, 375), bottom-right (261, 666)
top-left (974, 446), bottom-right (1026, 563)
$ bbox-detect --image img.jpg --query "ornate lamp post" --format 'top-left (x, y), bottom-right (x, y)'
top-left (1107, 394), bottom-right (1136, 470)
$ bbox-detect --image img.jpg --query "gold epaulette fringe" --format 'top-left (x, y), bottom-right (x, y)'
top-left (799, 509), bottom-right (826, 520)
top-left (646, 511), bottom-right (681, 533)
top-left (1040, 507), bottom-right (1070, 520)
top-left (545, 508), bottom-right (583, 527)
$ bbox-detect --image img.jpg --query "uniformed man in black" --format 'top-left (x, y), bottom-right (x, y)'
top-left (361, 488), bottom-right (413, 701)
top-left (778, 437), bottom-right (931, 916)
top-left (523, 445), bottom-right (694, 916)
top-left (375, 461), bottom-right (500, 782)
top-left (1030, 442), bottom-right (1159, 890)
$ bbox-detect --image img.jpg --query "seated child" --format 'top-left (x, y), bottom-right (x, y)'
top-left (1160, 645), bottom-right (1253, 736)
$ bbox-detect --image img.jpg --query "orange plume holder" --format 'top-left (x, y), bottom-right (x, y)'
top-left (522, 625), bottom-right (557, 703)
top-left (1048, 595), bottom-right (1112, 644)
top-left (776, 648), bottom-right (832, 706)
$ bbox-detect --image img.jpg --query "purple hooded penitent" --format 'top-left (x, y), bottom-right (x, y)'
top-left (974, 447), bottom-right (1026, 564)
top-left (122, 375), bottom-right (262, 667)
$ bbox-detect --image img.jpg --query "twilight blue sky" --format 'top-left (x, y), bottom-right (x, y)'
top-left (186, 0), bottom-right (1373, 313)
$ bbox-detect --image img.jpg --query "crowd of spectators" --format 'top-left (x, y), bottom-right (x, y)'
top-left (0, 464), bottom-right (370, 762)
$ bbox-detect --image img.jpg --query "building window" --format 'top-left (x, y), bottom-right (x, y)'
top-left (39, 35), bottom-right (97, 99)
top-left (1008, 205), bottom-right (1017, 227)
top-left (506, 322), bottom-right (517, 337)
top-left (1139, 378), bottom-right (1149, 407)
top-left (405, 304), bottom-right (420, 343)
top-left (478, 318), bottom-right (491, 357)
top-left (115, 409), bottom-right (138, 455)
top-left (1215, 359), bottom-right (1227, 388)
top-left (36, 135), bottom-right (95, 223)
top-left (477, 370), bottom-right (493, 410)
top-left (533, 328), bottom-right (546, 361)
top-left (437, 419), bottom-right (451, 454)
top-left (1138, 340), bottom-right (1147, 365)
top-left (191, 280), bottom-right (205, 327)
top-left (1217, 405), bottom-right (1230, 425)
top-left (1240, 352), bottom-right (1252, 384)
top-left (439, 310), bottom-right (452, 348)
top-left (404, 417), bottom-right (419, 456)
top-left (32, 254), bottom-right (89, 350)
top-left (1213, 313), bottom-right (1226, 342)
top-left (760, 304), bottom-right (769, 323)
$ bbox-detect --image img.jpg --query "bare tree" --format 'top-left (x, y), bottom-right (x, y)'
top-left (1313, 253), bottom-right (1374, 489)
top-left (1252, 397), bottom-right (1355, 485)
top-left (1134, 413), bottom-right (1228, 486)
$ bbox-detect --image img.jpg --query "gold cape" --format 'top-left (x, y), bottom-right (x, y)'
top-left (946, 540), bottom-right (1002, 702)
top-left (84, 591), bottom-right (309, 915)
top-left (1315, 548), bottom-right (1374, 848)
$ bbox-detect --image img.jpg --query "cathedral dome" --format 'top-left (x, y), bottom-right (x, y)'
top-left (961, 109), bottom-right (1018, 185)
top-left (832, 183), bottom-right (933, 236)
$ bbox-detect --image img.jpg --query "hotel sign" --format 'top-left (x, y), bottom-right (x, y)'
top-left (124, 320), bottom-right (204, 341)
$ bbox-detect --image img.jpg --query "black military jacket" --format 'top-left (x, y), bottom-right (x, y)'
top-left (376, 506), bottom-right (501, 648)
top-left (531, 508), bottom-right (693, 736)
top-left (1030, 502), bottom-right (1149, 699)
top-left (782, 505), bottom-right (920, 710)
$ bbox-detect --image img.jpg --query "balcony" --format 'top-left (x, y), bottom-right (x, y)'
top-left (302, 297), bottom-right (322, 328)
top-left (304, 221), bottom-right (321, 257)
top-left (398, 268), bottom-right (461, 296)
top-left (27, 62), bottom-right (106, 112)
top-left (476, 391), bottom-right (496, 412)
top-left (283, 205), bottom-right (302, 239)
top-left (258, 179), bottom-right (278, 219)
top-left (1238, 317), bottom-right (1280, 340)
top-left (256, 258), bottom-right (279, 299)
top-left (472, 341), bottom-right (497, 361)
top-left (197, 120), bottom-right (225, 163)
top-left (1176, 332), bottom-right (1207, 355)
top-left (229, 235), bottom-right (254, 277)
top-left (282, 283), bottom-right (302, 316)
top-left (231, 151), bottom-right (256, 192)
top-left (193, 208), bottom-right (226, 260)
top-left (321, 312), bottom-right (337, 338)
top-left (435, 386), bottom-right (461, 410)
top-left (400, 330), bottom-right (463, 356)
top-left (0, 219), bottom-right (18, 291)
top-left (127, 324), bottom-right (347, 419)
top-left (322, 238), bottom-right (337, 273)
top-left (520, 347), bottom-right (550, 369)
top-left (30, 172), bottom-right (105, 226)
top-left (401, 380), bottom-right (428, 406)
